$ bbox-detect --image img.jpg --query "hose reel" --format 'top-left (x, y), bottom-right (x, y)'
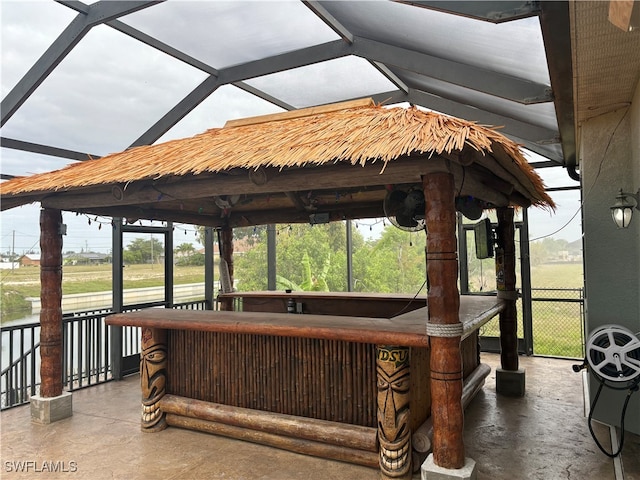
top-left (586, 325), bottom-right (640, 383)
top-left (575, 324), bottom-right (640, 458)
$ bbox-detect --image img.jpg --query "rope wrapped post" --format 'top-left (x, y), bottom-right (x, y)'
top-left (495, 207), bottom-right (525, 397)
top-left (423, 172), bottom-right (465, 470)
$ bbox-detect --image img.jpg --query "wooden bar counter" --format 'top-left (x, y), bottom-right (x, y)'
top-left (106, 293), bottom-right (504, 477)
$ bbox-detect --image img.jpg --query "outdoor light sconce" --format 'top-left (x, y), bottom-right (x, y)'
top-left (610, 188), bottom-right (640, 228)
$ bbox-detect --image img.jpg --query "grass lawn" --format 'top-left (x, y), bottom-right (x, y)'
top-left (477, 262), bottom-right (584, 358)
top-left (1, 263), bottom-right (207, 321)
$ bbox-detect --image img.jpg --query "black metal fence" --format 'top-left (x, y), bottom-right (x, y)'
top-left (2, 287), bottom-right (584, 410)
top-left (530, 287), bottom-right (584, 358)
top-left (478, 287), bottom-right (584, 358)
top-left (0, 300), bottom-right (210, 410)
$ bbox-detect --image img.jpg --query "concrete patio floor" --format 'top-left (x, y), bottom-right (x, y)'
top-left (1, 353), bottom-right (638, 479)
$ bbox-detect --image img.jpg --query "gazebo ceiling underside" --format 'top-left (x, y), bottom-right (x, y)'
top-left (0, 102), bottom-right (554, 229)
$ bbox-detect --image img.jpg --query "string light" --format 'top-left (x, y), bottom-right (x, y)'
top-left (354, 218), bottom-right (386, 231)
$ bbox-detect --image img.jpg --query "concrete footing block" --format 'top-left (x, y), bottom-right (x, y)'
top-left (421, 454), bottom-right (477, 480)
top-left (496, 367), bottom-right (526, 397)
top-left (31, 392), bottom-right (72, 424)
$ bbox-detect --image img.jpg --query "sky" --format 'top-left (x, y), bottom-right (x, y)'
top-left (0, 1), bottom-right (583, 257)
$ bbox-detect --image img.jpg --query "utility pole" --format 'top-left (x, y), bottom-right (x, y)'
top-left (12, 229), bottom-right (15, 270)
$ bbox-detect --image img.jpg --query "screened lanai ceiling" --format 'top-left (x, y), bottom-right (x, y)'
top-left (0, 0), bottom-right (578, 183)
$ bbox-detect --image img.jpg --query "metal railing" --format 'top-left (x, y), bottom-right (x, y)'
top-left (1, 299), bottom-right (210, 410)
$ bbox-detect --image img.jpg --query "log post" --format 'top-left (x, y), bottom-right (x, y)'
top-left (495, 207), bottom-right (525, 396)
top-left (39, 208), bottom-right (64, 398)
top-left (495, 207), bottom-right (518, 370)
top-left (423, 172), bottom-right (465, 469)
top-left (31, 208), bottom-right (72, 424)
top-left (220, 225), bottom-right (234, 311)
top-left (376, 345), bottom-right (412, 479)
top-left (141, 327), bottom-right (167, 432)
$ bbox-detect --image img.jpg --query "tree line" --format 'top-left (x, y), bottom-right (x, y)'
top-left (235, 222), bottom-right (427, 295)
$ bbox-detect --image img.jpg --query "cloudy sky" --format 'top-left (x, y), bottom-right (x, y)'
top-left (0, 1), bottom-right (582, 257)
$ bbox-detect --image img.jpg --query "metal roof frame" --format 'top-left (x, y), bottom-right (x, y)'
top-left (0, 0), bottom-right (576, 178)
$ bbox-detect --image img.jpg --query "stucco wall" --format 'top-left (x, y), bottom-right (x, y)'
top-left (581, 80), bottom-right (640, 434)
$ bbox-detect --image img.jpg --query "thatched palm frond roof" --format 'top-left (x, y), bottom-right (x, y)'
top-left (0, 100), bottom-right (553, 225)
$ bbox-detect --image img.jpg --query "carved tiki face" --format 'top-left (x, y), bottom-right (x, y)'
top-left (140, 327), bottom-right (167, 431)
top-left (376, 346), bottom-right (411, 478)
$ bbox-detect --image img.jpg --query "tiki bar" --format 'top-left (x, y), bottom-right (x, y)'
top-left (0, 99), bottom-right (554, 478)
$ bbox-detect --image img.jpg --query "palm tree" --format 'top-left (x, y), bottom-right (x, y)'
top-left (174, 242), bottom-right (195, 258)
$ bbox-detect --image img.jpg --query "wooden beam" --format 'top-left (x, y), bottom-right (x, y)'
top-left (284, 191), bottom-right (308, 211)
top-left (165, 414), bottom-right (380, 468)
top-left (39, 157), bottom-right (449, 210)
top-left (61, 200), bottom-right (388, 229)
top-left (159, 394), bottom-right (377, 452)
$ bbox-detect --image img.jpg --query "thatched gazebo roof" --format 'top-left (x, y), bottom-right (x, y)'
top-left (0, 99), bottom-right (553, 227)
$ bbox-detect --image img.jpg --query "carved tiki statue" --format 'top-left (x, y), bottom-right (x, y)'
top-left (376, 345), bottom-right (411, 478)
top-left (140, 327), bottom-right (167, 432)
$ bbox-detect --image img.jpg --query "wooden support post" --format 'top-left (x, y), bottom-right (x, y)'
top-left (141, 327), bottom-right (167, 432)
top-left (39, 208), bottom-right (63, 398)
top-left (423, 172), bottom-right (465, 469)
top-left (220, 225), bottom-right (234, 311)
top-left (495, 207), bottom-right (525, 396)
top-left (495, 207), bottom-right (518, 371)
top-left (376, 345), bottom-right (412, 479)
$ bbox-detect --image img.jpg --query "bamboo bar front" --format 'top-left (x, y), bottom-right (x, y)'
top-left (106, 293), bottom-right (503, 475)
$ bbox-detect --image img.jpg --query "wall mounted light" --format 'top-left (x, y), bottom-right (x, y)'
top-left (610, 188), bottom-right (640, 228)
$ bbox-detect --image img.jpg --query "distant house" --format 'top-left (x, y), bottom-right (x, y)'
top-left (19, 254), bottom-right (40, 266)
top-left (64, 252), bottom-right (111, 266)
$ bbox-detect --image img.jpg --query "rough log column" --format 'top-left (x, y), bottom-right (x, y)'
top-left (494, 207), bottom-right (525, 397)
top-left (423, 172), bottom-right (465, 469)
top-left (39, 208), bottom-right (63, 398)
top-left (220, 225), bottom-right (234, 311)
top-left (495, 207), bottom-right (518, 371)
